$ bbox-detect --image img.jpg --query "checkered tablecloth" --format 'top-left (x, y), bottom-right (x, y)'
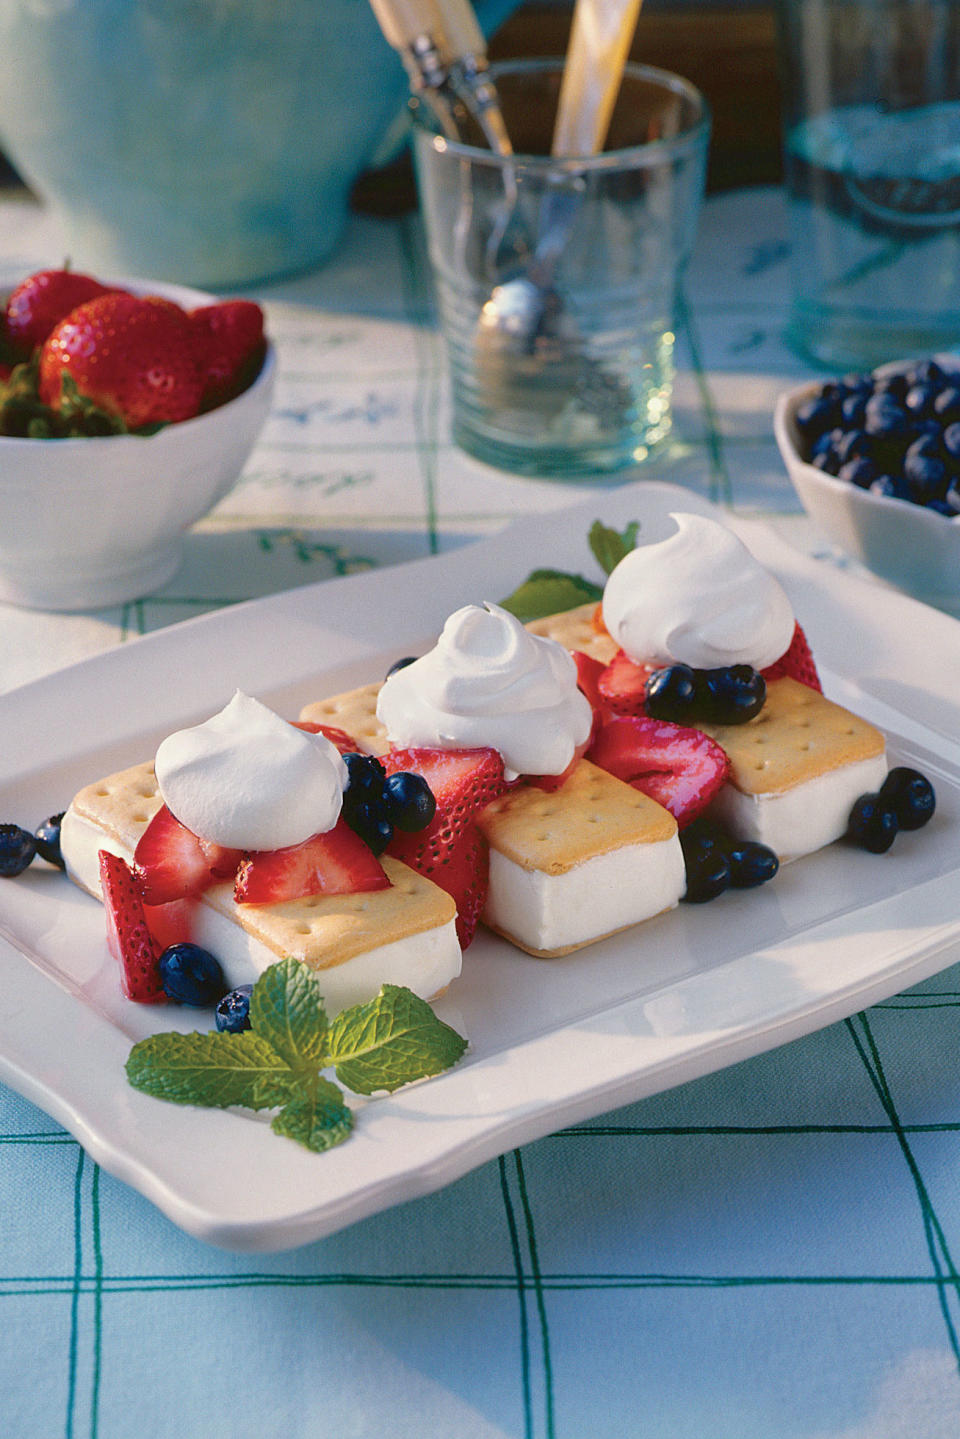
top-left (4, 186), bottom-right (960, 1439)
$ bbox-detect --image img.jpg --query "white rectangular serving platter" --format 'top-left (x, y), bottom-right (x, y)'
top-left (2, 481), bottom-right (960, 1252)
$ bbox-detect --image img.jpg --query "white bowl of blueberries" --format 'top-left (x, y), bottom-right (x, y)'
top-left (774, 356), bottom-right (960, 602)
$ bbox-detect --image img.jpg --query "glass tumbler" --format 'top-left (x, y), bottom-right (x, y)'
top-left (411, 59), bottom-right (709, 479)
top-left (778, 0), bottom-right (960, 369)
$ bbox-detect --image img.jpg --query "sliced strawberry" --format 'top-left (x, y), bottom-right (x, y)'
top-left (291, 720), bottom-right (359, 753)
top-left (597, 648), bottom-right (656, 716)
top-left (439, 826), bottom-right (490, 949)
top-left (98, 850), bottom-right (165, 1003)
top-left (133, 804), bottom-right (242, 904)
top-left (587, 714), bottom-right (730, 828)
top-left (235, 818), bottom-right (389, 905)
top-left (142, 896), bottom-right (198, 951)
top-left (381, 747), bottom-right (506, 948)
top-left (573, 650), bottom-right (607, 713)
top-left (382, 747), bottom-right (506, 869)
top-left (762, 622), bottom-right (822, 692)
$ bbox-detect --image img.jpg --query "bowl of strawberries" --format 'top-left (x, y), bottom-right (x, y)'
top-left (0, 266), bottom-right (275, 611)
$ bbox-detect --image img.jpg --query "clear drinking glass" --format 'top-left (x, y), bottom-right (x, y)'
top-left (778, 0), bottom-right (960, 369)
top-left (411, 59), bottom-right (709, 478)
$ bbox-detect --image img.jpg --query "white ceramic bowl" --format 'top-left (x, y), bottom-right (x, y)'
top-left (0, 274), bottom-right (275, 611)
top-left (774, 362), bottom-right (960, 604)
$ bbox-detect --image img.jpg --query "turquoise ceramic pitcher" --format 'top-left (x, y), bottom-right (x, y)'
top-left (0, 0), bottom-right (518, 287)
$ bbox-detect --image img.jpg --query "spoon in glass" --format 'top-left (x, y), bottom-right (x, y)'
top-left (473, 0), bottom-right (644, 422)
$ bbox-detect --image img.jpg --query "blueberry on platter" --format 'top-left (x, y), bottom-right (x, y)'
top-left (845, 767), bottom-right (935, 853)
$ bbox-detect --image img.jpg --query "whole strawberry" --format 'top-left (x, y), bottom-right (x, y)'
top-left (39, 292), bottom-right (204, 429)
top-left (189, 300), bottom-right (265, 410)
top-left (4, 267), bottom-right (120, 359)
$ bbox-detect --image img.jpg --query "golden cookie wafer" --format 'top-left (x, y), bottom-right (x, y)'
top-left (477, 760), bottom-right (675, 874)
top-left (203, 857), bottom-right (455, 969)
top-left (696, 677), bottom-right (885, 796)
top-left (526, 603), bottom-right (618, 663)
top-left (70, 760), bottom-right (164, 857)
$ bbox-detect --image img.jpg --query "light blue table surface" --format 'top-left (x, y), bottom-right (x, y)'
top-left (3, 187), bottom-right (960, 1439)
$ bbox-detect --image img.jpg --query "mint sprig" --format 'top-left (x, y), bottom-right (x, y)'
top-left (125, 960), bottom-right (468, 1154)
top-left (499, 519), bottom-right (639, 622)
top-left (588, 519), bottom-right (639, 577)
top-left (327, 985), bottom-right (470, 1095)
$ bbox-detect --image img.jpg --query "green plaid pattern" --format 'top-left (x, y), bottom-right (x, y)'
top-left (3, 188), bottom-right (960, 1437)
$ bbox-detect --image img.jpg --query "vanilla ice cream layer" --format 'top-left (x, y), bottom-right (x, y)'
top-left (708, 753), bottom-right (889, 860)
top-left (483, 835), bottom-right (686, 955)
top-left (60, 810), bottom-right (461, 1015)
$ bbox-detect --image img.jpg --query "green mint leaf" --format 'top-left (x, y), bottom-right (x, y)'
top-left (125, 1030), bottom-right (296, 1110)
top-left (271, 1077), bottom-right (354, 1152)
top-left (327, 984), bottom-right (468, 1096)
top-left (249, 957), bottom-right (330, 1071)
top-left (588, 519), bottom-right (639, 575)
top-left (499, 568), bottom-right (603, 622)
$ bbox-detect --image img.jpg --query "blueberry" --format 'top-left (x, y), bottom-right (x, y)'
top-left (846, 794), bottom-right (899, 853)
top-left (810, 426), bottom-right (840, 458)
top-left (927, 498), bottom-right (956, 516)
top-left (905, 431), bottom-right (942, 460)
top-left (864, 394), bottom-right (910, 438)
top-left (837, 457), bottom-right (876, 488)
top-left (344, 799), bottom-right (393, 854)
top-left (879, 767), bottom-right (935, 831)
top-left (934, 387), bottom-right (960, 421)
top-left (680, 815), bottom-right (728, 851)
top-left (905, 454), bottom-right (948, 504)
top-left (342, 752), bottom-right (386, 800)
top-left (942, 422), bottom-right (960, 460)
top-left (33, 812), bottom-right (65, 869)
top-left (215, 985), bottom-right (254, 1033)
top-left (874, 371), bottom-right (909, 398)
top-left (904, 383), bottom-right (936, 417)
top-left (0, 824), bottom-right (36, 877)
top-left (159, 943), bottom-right (226, 1006)
top-left (795, 394), bottom-right (839, 440)
top-left (382, 771), bottom-right (436, 832)
top-left (385, 656), bottom-right (419, 679)
top-left (727, 841), bottom-right (780, 888)
top-left (834, 428), bottom-right (871, 464)
top-left (840, 371), bottom-right (873, 396)
top-left (697, 666), bottom-right (766, 724)
top-left (870, 474), bottom-right (909, 500)
top-left (943, 479), bottom-right (960, 513)
top-left (644, 664), bottom-right (698, 720)
top-left (809, 427), bottom-right (845, 471)
top-left (680, 837), bottom-right (730, 903)
top-left (840, 393), bottom-right (867, 426)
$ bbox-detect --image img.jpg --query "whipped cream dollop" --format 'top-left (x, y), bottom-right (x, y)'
top-left (376, 602), bottom-right (593, 780)
top-left (154, 691), bottom-right (348, 851)
top-left (601, 512), bottom-right (795, 670)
